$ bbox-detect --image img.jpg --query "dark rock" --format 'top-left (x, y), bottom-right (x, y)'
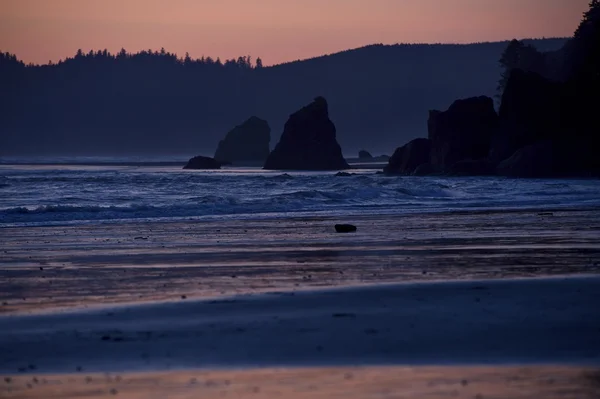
top-left (183, 155), bottom-right (221, 170)
top-left (413, 163), bottom-right (437, 176)
top-left (335, 224), bottom-right (357, 233)
top-left (264, 97), bottom-right (349, 170)
top-left (383, 138), bottom-right (431, 175)
top-left (358, 150), bottom-right (373, 159)
top-left (496, 141), bottom-right (554, 177)
top-left (496, 139), bottom-right (599, 178)
top-left (214, 116), bottom-right (271, 164)
top-left (448, 159), bottom-right (495, 176)
top-left (492, 68), bottom-right (599, 177)
top-left (428, 96), bottom-right (498, 171)
top-left (491, 70), bottom-right (565, 163)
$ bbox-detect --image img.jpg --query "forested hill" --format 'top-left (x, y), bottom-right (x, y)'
top-left (0, 39), bottom-right (566, 156)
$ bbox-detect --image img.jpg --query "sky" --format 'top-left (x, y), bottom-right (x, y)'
top-left (0, 0), bottom-right (590, 66)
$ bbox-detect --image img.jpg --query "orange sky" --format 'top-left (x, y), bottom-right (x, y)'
top-left (0, 0), bottom-right (589, 66)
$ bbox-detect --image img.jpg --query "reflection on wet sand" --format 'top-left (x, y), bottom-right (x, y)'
top-left (1, 209), bottom-right (599, 314)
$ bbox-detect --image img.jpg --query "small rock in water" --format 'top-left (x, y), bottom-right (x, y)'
top-left (335, 224), bottom-right (357, 233)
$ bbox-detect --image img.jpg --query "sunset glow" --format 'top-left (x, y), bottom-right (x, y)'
top-left (0, 0), bottom-right (590, 65)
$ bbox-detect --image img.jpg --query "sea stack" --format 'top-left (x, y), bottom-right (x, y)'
top-left (358, 150), bottom-right (373, 159)
top-left (214, 117), bottom-right (271, 165)
top-left (383, 138), bottom-right (432, 175)
top-left (263, 97), bottom-right (349, 170)
top-left (428, 96), bottom-right (498, 172)
top-left (183, 155), bottom-right (221, 169)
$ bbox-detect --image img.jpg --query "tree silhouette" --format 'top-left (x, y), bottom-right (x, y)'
top-left (0, 39), bottom-right (568, 155)
top-left (568, 0), bottom-right (600, 84)
top-left (496, 39), bottom-right (545, 101)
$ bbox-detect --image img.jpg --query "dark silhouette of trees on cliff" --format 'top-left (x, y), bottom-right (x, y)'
top-left (58, 48), bottom-right (257, 70)
top-left (0, 39), bottom-right (567, 156)
top-left (568, 0), bottom-right (600, 85)
top-left (494, 1), bottom-right (599, 156)
top-left (496, 40), bottom-right (545, 101)
top-left (497, 1), bottom-right (599, 101)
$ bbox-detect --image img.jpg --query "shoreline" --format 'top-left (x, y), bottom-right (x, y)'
top-left (2, 209), bottom-right (600, 314)
top-left (3, 273), bottom-right (600, 317)
top-left (2, 203), bottom-right (600, 398)
top-left (3, 203), bottom-right (600, 230)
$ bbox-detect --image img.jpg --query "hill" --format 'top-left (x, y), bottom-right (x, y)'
top-left (0, 39), bottom-right (567, 156)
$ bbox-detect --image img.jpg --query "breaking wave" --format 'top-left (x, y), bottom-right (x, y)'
top-left (1, 164), bottom-right (599, 226)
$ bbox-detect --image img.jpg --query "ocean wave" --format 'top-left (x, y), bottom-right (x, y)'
top-left (272, 173), bottom-right (294, 180)
top-left (395, 187), bottom-right (457, 198)
top-left (3, 204), bottom-right (157, 215)
top-left (2, 165), bottom-right (600, 226)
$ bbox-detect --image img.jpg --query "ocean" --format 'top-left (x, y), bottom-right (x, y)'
top-left (1, 159), bottom-right (600, 227)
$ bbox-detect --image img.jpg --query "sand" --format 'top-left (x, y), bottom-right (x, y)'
top-left (2, 209), bottom-right (599, 314)
top-left (1, 276), bottom-right (599, 374)
top-left (1, 210), bottom-right (600, 398)
top-left (3, 366), bottom-right (600, 399)
top-left (1, 277), bottom-right (599, 398)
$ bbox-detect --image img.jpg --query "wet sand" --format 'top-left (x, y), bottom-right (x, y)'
top-left (3, 366), bottom-right (600, 399)
top-left (1, 276), bottom-right (599, 374)
top-left (1, 209), bottom-right (600, 398)
top-left (1, 278), bottom-right (599, 398)
top-left (1, 209), bottom-right (599, 314)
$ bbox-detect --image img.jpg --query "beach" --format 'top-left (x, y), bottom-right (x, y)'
top-left (1, 208), bottom-right (600, 398)
top-left (2, 165), bottom-right (600, 398)
top-left (3, 366), bottom-right (600, 399)
top-left (2, 209), bottom-right (599, 314)
top-left (3, 1), bottom-right (600, 394)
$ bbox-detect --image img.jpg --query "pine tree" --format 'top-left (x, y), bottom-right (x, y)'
top-left (568, 0), bottom-right (600, 83)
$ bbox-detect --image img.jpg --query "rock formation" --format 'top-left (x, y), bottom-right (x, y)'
top-left (413, 163), bottom-right (436, 176)
top-left (495, 141), bottom-right (555, 178)
top-left (384, 1), bottom-right (599, 178)
top-left (214, 117), bottom-right (271, 164)
top-left (383, 138), bottom-right (431, 175)
top-left (428, 96), bottom-right (498, 172)
top-left (448, 159), bottom-right (495, 176)
top-left (183, 155), bottom-right (221, 170)
top-left (493, 69), bottom-right (598, 177)
top-left (490, 70), bottom-right (565, 163)
top-left (335, 224), bottom-right (357, 233)
top-left (358, 150), bottom-right (373, 159)
top-left (263, 97), bottom-right (349, 170)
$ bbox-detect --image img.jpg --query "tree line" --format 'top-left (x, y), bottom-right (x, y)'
top-left (1, 37), bottom-right (569, 155)
top-left (497, 0), bottom-right (599, 100)
top-left (1, 48), bottom-right (262, 70)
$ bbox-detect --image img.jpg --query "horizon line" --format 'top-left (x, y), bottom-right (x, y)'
top-left (2, 36), bottom-right (570, 68)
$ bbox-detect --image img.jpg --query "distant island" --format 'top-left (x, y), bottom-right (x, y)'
top-left (0, 39), bottom-right (566, 156)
